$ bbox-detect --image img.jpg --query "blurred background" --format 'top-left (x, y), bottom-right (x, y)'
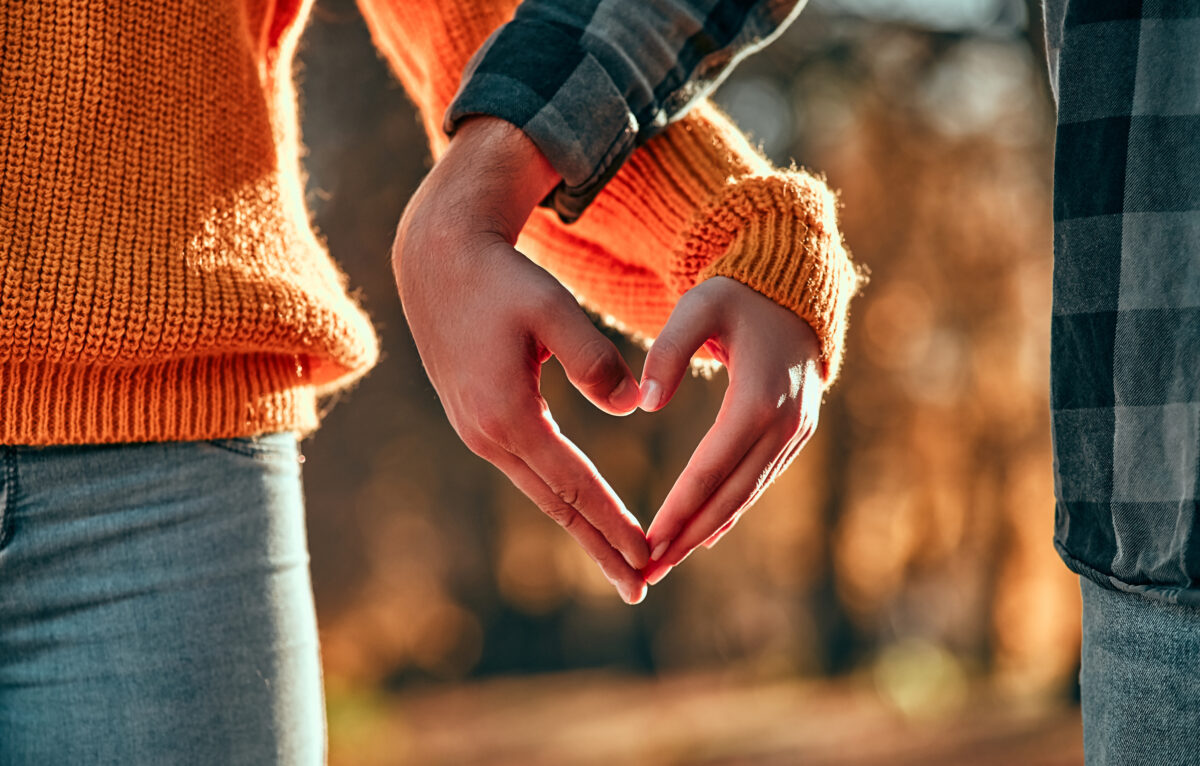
top-left (296, 0), bottom-right (1080, 762)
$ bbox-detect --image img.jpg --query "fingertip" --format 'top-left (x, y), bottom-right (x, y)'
top-left (620, 541), bottom-right (650, 571)
top-left (642, 299), bottom-right (716, 412)
top-left (649, 539), bottom-right (669, 562)
top-left (626, 581), bottom-right (648, 605)
top-left (608, 376), bottom-right (640, 414)
top-left (617, 578), bottom-right (647, 604)
top-left (638, 378), bottom-right (665, 412)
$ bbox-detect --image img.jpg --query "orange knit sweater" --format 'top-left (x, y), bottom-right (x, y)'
top-left (0, 0), bottom-right (859, 446)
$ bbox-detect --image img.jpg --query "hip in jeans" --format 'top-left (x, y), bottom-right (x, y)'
top-left (0, 433), bottom-right (324, 765)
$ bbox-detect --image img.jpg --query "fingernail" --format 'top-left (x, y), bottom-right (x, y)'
top-left (609, 378), bottom-right (639, 411)
top-left (650, 540), bottom-right (669, 561)
top-left (640, 379), bottom-right (664, 412)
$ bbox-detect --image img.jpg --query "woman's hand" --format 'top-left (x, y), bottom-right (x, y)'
top-left (394, 117), bottom-right (650, 604)
top-left (639, 276), bottom-right (824, 586)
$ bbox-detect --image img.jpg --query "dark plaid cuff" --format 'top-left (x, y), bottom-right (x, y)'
top-left (444, 20), bottom-right (639, 223)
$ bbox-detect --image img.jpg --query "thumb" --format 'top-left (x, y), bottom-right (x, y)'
top-left (540, 303), bottom-right (640, 415)
top-left (639, 290), bottom-right (721, 412)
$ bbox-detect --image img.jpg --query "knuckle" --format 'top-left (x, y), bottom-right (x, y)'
top-left (473, 410), bottom-right (511, 444)
top-left (553, 484), bottom-right (581, 509)
top-left (473, 398), bottom-right (539, 452)
top-left (717, 487), bottom-right (745, 516)
top-left (649, 334), bottom-right (686, 368)
top-left (574, 338), bottom-right (622, 388)
top-left (527, 283), bottom-right (570, 320)
top-left (683, 282), bottom-right (720, 313)
top-left (587, 547), bottom-right (623, 580)
top-left (695, 468), bottom-right (725, 499)
top-left (543, 502), bottom-right (579, 531)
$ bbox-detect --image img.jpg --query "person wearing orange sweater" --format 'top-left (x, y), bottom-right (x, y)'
top-left (0, 0), bottom-right (857, 761)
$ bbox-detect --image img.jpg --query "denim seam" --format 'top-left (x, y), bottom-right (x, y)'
top-left (205, 435), bottom-right (295, 461)
top-left (206, 439), bottom-right (270, 459)
top-left (0, 447), bottom-right (15, 551)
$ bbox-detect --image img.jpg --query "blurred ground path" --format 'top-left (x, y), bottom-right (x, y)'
top-left (328, 672), bottom-right (1083, 765)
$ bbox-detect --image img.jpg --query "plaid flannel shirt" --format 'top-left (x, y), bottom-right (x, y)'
top-left (444, 0), bottom-right (806, 222)
top-left (1047, 0), bottom-right (1200, 604)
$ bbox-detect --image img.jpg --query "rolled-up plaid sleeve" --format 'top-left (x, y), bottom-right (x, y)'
top-left (444, 0), bottom-right (808, 222)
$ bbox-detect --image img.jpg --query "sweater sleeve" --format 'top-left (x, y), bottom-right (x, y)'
top-left (356, 0), bottom-right (862, 381)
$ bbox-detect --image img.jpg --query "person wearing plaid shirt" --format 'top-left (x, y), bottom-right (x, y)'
top-left (420, 0), bottom-right (1198, 762)
top-left (1043, 1), bottom-right (1200, 762)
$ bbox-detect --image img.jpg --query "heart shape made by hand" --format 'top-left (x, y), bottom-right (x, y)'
top-left (395, 125), bottom-right (825, 604)
top-left (536, 277), bottom-right (826, 604)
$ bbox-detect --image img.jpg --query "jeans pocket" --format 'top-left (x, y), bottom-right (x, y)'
top-left (205, 432), bottom-right (299, 460)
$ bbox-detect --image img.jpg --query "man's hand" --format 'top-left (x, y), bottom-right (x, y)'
top-left (640, 277), bottom-right (823, 586)
top-left (393, 117), bottom-right (650, 604)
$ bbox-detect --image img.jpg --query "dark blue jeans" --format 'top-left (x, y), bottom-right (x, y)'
top-left (1081, 577), bottom-right (1200, 765)
top-left (0, 434), bottom-right (324, 765)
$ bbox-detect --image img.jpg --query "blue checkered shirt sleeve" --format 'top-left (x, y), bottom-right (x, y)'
top-left (1047, 0), bottom-right (1200, 603)
top-left (443, 0), bottom-right (807, 222)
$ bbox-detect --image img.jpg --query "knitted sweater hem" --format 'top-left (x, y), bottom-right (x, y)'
top-left (0, 354), bottom-right (318, 446)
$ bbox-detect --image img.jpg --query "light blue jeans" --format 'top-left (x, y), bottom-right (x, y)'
top-left (0, 434), bottom-right (325, 765)
top-left (1080, 577), bottom-right (1200, 765)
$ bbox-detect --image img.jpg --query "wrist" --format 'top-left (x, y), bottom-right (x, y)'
top-left (439, 116), bottom-right (562, 242)
top-left (689, 175), bottom-right (860, 383)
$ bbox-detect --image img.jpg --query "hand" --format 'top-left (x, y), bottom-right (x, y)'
top-left (393, 117), bottom-right (650, 604)
top-left (639, 277), bottom-right (823, 586)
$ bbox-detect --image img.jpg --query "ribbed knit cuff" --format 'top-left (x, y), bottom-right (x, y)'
top-left (0, 354), bottom-right (318, 445)
top-left (673, 174), bottom-right (862, 383)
